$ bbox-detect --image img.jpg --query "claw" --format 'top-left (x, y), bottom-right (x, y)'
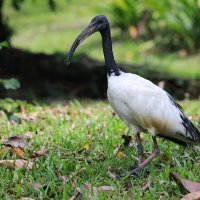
top-left (115, 168), bottom-right (140, 179)
top-left (129, 168), bottom-right (140, 177)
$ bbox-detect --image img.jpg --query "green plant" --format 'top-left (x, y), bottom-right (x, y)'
top-left (144, 0), bottom-right (200, 52)
top-left (0, 78), bottom-right (20, 90)
top-left (110, 0), bottom-right (143, 37)
top-left (110, 0), bottom-right (200, 52)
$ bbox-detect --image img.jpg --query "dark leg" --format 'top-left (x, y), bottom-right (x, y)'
top-left (136, 133), bottom-right (144, 165)
top-left (117, 135), bottom-right (160, 178)
top-left (129, 135), bottom-right (160, 175)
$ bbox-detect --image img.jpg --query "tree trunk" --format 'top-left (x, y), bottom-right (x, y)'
top-left (0, 0), bottom-right (12, 42)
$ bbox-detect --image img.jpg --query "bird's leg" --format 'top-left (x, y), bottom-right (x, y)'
top-left (129, 136), bottom-right (160, 175)
top-left (117, 136), bottom-right (160, 178)
top-left (136, 133), bottom-right (144, 165)
top-left (116, 133), bottom-right (144, 179)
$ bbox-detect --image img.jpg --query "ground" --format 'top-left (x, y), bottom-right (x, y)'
top-left (0, 98), bottom-right (200, 199)
top-left (1, 0), bottom-right (200, 199)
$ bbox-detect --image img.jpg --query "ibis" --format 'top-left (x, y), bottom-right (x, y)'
top-left (66, 15), bottom-right (200, 177)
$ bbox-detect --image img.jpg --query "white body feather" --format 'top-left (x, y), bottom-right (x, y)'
top-left (107, 71), bottom-right (192, 143)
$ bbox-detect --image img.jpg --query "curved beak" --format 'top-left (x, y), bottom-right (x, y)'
top-left (66, 21), bottom-right (98, 65)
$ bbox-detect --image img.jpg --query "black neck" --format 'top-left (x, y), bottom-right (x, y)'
top-left (100, 27), bottom-right (121, 76)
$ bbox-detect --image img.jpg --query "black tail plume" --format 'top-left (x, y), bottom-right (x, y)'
top-left (180, 114), bottom-right (200, 142)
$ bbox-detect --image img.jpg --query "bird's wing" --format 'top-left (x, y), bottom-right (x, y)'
top-left (164, 91), bottom-right (200, 142)
top-left (127, 75), bottom-right (200, 143)
top-left (108, 72), bottom-right (200, 143)
top-left (166, 93), bottom-right (183, 111)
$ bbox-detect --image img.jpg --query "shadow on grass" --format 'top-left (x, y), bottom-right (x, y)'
top-left (0, 47), bottom-right (199, 100)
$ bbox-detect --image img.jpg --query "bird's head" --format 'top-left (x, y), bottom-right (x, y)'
top-left (66, 15), bottom-right (109, 65)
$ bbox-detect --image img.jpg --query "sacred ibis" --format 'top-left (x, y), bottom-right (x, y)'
top-left (66, 15), bottom-right (200, 177)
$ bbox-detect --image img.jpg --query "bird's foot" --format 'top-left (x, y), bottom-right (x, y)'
top-left (116, 168), bottom-right (140, 179)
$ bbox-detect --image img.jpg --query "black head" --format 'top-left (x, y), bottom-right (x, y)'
top-left (66, 15), bottom-right (109, 65)
top-left (90, 15), bottom-right (109, 31)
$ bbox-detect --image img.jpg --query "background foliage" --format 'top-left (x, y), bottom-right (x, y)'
top-left (111, 0), bottom-right (200, 52)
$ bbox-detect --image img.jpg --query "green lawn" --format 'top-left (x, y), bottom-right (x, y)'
top-left (3, 0), bottom-right (200, 79)
top-left (1, 1), bottom-right (200, 199)
top-left (0, 98), bottom-right (200, 199)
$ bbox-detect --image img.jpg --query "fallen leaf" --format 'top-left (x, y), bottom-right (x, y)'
top-left (24, 131), bottom-right (34, 139)
top-left (3, 135), bottom-right (25, 148)
top-left (18, 198), bottom-right (36, 200)
top-left (60, 175), bottom-right (67, 184)
top-left (0, 159), bottom-right (34, 170)
top-left (117, 151), bottom-right (126, 159)
top-left (0, 145), bottom-right (24, 158)
top-left (122, 135), bottom-right (134, 147)
top-left (83, 183), bottom-right (114, 196)
top-left (181, 191), bottom-right (200, 200)
top-left (159, 180), bottom-right (167, 185)
top-left (69, 195), bottom-right (76, 200)
top-left (82, 143), bottom-right (89, 151)
top-left (21, 113), bottom-right (37, 121)
top-left (162, 154), bottom-right (169, 161)
top-left (170, 172), bottom-right (200, 192)
top-left (113, 146), bottom-right (121, 155)
top-left (113, 146), bottom-right (126, 159)
top-left (69, 192), bottom-right (82, 200)
top-left (196, 156), bottom-right (200, 164)
top-left (0, 146), bottom-right (8, 155)
top-left (108, 169), bottom-right (117, 179)
top-left (66, 168), bottom-right (86, 183)
top-left (30, 149), bottom-right (49, 160)
top-left (6, 188), bottom-right (14, 195)
top-left (98, 186), bottom-right (114, 191)
top-left (142, 177), bottom-right (151, 195)
top-left (10, 147), bottom-right (24, 158)
top-left (29, 183), bottom-right (43, 189)
top-left (71, 181), bottom-right (77, 189)
top-left (158, 192), bottom-right (164, 200)
top-left (35, 149), bottom-right (48, 156)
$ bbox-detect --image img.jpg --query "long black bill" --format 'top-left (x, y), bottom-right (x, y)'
top-left (66, 22), bottom-right (97, 65)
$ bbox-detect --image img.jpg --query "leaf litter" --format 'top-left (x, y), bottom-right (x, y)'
top-left (181, 191), bottom-right (200, 200)
top-left (170, 172), bottom-right (200, 200)
top-left (3, 135), bottom-right (25, 148)
top-left (70, 182), bottom-right (115, 199)
top-left (0, 135), bottom-right (27, 158)
top-left (30, 149), bottom-right (49, 160)
top-left (0, 134), bottom-right (48, 170)
top-left (0, 159), bottom-right (34, 170)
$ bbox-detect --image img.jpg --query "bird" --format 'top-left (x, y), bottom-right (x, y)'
top-left (66, 15), bottom-right (200, 177)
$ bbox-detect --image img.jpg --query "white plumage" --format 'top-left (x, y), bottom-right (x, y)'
top-left (108, 71), bottom-right (187, 142)
top-left (67, 15), bottom-right (200, 177)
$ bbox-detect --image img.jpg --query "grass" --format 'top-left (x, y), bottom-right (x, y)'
top-left (1, 1), bottom-right (200, 198)
top-left (0, 98), bottom-right (200, 199)
top-left (3, 0), bottom-right (200, 80)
